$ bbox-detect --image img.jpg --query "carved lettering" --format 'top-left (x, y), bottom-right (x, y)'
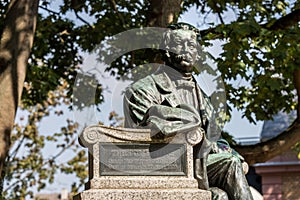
top-left (99, 143), bottom-right (186, 176)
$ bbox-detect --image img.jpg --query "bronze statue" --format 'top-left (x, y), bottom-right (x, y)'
top-left (123, 22), bottom-right (253, 200)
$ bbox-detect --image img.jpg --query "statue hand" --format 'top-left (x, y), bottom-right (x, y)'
top-left (242, 161), bottom-right (249, 174)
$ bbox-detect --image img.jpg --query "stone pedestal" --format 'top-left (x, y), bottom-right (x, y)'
top-left (73, 125), bottom-right (211, 200)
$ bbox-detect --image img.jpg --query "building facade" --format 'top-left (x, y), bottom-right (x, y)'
top-left (253, 111), bottom-right (300, 200)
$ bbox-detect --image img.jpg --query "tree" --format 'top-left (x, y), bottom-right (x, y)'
top-left (197, 1), bottom-right (300, 164)
top-left (0, 0), bottom-right (39, 180)
top-left (2, 84), bottom-right (89, 199)
top-left (1, 0), bottom-right (300, 198)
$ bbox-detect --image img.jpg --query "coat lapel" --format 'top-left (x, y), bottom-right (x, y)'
top-left (151, 69), bottom-right (181, 108)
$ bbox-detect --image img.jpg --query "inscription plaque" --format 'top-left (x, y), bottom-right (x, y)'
top-left (99, 143), bottom-right (186, 176)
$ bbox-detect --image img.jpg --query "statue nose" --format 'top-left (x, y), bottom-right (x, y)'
top-left (182, 42), bottom-right (189, 53)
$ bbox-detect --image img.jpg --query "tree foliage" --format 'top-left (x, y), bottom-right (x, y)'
top-left (1, 81), bottom-right (87, 199)
top-left (204, 0), bottom-right (300, 122)
top-left (1, 0), bottom-right (300, 198)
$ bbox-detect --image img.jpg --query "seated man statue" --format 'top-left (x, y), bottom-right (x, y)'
top-left (123, 22), bottom-right (253, 200)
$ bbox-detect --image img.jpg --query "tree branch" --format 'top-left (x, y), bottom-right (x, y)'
top-left (7, 136), bottom-right (25, 163)
top-left (265, 9), bottom-right (300, 30)
top-left (200, 25), bottom-right (225, 39)
top-left (38, 5), bottom-right (60, 15)
top-left (4, 137), bottom-right (77, 192)
top-left (200, 8), bottom-right (300, 39)
top-left (217, 12), bottom-right (225, 25)
top-left (108, 0), bottom-right (126, 28)
top-left (233, 120), bottom-right (300, 165)
top-left (74, 12), bottom-right (93, 28)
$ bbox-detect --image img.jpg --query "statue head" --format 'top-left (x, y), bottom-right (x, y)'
top-left (160, 22), bottom-right (202, 73)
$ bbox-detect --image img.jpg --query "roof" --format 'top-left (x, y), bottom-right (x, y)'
top-left (260, 110), bottom-right (297, 141)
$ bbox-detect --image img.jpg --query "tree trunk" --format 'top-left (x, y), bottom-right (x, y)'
top-left (0, 0), bottom-right (39, 179)
top-left (146, 0), bottom-right (183, 27)
top-left (294, 69), bottom-right (300, 119)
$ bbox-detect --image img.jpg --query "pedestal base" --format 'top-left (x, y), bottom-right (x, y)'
top-left (73, 188), bottom-right (211, 200)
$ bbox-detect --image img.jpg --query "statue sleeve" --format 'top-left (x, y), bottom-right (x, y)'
top-left (124, 79), bottom-right (203, 137)
top-left (140, 104), bottom-right (203, 137)
top-left (123, 78), bottom-right (161, 128)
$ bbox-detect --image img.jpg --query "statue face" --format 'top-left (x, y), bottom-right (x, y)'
top-left (167, 30), bottom-right (199, 73)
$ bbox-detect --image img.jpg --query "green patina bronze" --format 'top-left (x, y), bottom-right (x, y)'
top-left (124, 22), bottom-right (253, 200)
